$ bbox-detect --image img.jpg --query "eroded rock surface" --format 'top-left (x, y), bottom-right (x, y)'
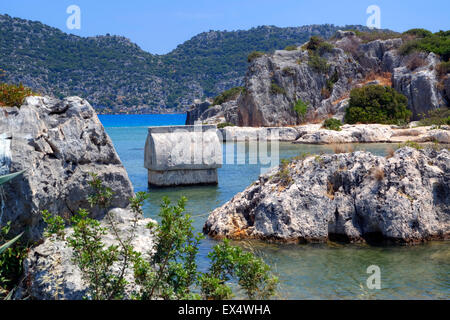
top-left (0, 96), bottom-right (134, 240)
top-left (204, 147), bottom-right (450, 244)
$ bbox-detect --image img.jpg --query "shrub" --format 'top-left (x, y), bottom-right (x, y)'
top-left (0, 83), bottom-right (36, 107)
top-left (306, 36), bottom-right (325, 51)
top-left (275, 159), bottom-right (293, 187)
top-left (43, 174), bottom-right (278, 300)
top-left (293, 99), bottom-right (308, 120)
top-left (247, 51), bottom-right (265, 62)
top-left (270, 82), bottom-right (286, 95)
top-left (418, 107), bottom-right (450, 126)
top-left (322, 118), bottom-right (342, 131)
top-left (317, 42), bottom-right (334, 55)
top-left (403, 28), bottom-right (433, 38)
top-left (0, 171), bottom-right (26, 299)
top-left (399, 31), bottom-right (450, 61)
top-left (212, 87), bottom-right (244, 106)
top-left (308, 53), bottom-right (329, 73)
top-left (351, 30), bottom-right (401, 43)
top-left (344, 85), bottom-right (411, 125)
top-left (436, 61), bottom-right (450, 78)
top-left (217, 122), bottom-right (234, 129)
top-left (284, 45), bottom-right (297, 51)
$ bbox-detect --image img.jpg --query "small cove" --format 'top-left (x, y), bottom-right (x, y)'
top-left (100, 114), bottom-right (450, 300)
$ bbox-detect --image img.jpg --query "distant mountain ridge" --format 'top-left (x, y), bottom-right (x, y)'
top-left (0, 13), bottom-right (382, 114)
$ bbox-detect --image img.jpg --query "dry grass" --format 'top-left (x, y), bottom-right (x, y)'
top-left (405, 52), bottom-right (427, 71)
top-left (386, 147), bottom-right (395, 159)
top-left (360, 71), bottom-right (392, 87)
top-left (371, 167), bottom-right (385, 181)
top-left (331, 144), bottom-right (354, 154)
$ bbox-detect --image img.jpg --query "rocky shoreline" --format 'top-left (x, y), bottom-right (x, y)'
top-left (204, 147), bottom-right (450, 244)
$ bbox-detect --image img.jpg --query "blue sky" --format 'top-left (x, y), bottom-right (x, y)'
top-left (1, 0), bottom-right (449, 54)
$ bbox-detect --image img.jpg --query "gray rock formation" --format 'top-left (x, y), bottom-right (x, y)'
top-left (0, 96), bottom-right (134, 241)
top-left (236, 31), bottom-right (448, 126)
top-left (204, 147), bottom-right (450, 244)
top-left (144, 125), bottom-right (222, 186)
top-left (15, 208), bottom-right (156, 300)
top-left (393, 53), bottom-right (446, 120)
top-left (185, 100), bottom-right (239, 126)
top-left (185, 100), bottom-right (212, 125)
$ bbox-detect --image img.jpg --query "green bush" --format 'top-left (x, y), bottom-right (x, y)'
top-left (293, 99), bottom-right (308, 119)
top-left (350, 30), bottom-right (401, 43)
top-left (399, 30), bottom-right (450, 61)
top-left (0, 171), bottom-right (26, 299)
top-left (403, 28), bottom-right (433, 38)
top-left (43, 174), bottom-right (278, 300)
top-left (308, 53), bottom-right (329, 73)
top-left (212, 87), bottom-right (244, 106)
top-left (317, 42), bottom-right (334, 55)
top-left (247, 51), bottom-right (265, 62)
top-left (322, 118), bottom-right (342, 131)
top-left (0, 83), bottom-right (36, 107)
top-left (344, 85), bottom-right (411, 125)
top-left (217, 122), bottom-right (234, 129)
top-left (270, 82), bottom-right (286, 95)
top-left (284, 45), bottom-right (297, 51)
top-left (306, 36), bottom-right (325, 51)
top-left (418, 107), bottom-right (450, 126)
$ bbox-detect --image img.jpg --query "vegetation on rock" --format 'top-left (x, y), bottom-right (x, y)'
top-left (322, 118), bottom-right (343, 131)
top-left (270, 82), bottom-right (286, 95)
top-left (418, 107), bottom-right (450, 126)
top-left (43, 174), bottom-right (278, 300)
top-left (399, 29), bottom-right (450, 61)
top-left (212, 87), bottom-right (244, 106)
top-left (293, 99), bottom-right (309, 121)
top-left (0, 171), bottom-right (26, 300)
top-left (0, 82), bottom-right (36, 107)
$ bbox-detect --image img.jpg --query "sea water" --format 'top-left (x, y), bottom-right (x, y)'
top-left (100, 114), bottom-right (449, 300)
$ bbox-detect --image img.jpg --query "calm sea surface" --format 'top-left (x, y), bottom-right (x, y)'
top-left (99, 114), bottom-right (449, 300)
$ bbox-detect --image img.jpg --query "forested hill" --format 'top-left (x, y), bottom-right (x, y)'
top-left (0, 13), bottom-right (375, 114)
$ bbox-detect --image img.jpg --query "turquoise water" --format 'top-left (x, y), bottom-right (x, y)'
top-left (99, 114), bottom-right (450, 300)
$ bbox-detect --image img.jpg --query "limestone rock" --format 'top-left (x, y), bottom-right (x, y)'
top-left (0, 96), bottom-right (134, 241)
top-left (392, 53), bottom-right (446, 120)
top-left (204, 148), bottom-right (450, 244)
top-left (294, 124), bottom-right (393, 144)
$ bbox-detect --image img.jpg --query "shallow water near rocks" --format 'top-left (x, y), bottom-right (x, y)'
top-left (100, 114), bottom-right (449, 300)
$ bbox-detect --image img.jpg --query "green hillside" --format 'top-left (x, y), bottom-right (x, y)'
top-left (0, 14), bottom-right (375, 113)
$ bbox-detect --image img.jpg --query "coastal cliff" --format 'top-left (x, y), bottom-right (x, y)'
top-left (189, 30), bottom-right (449, 127)
top-left (204, 147), bottom-right (450, 244)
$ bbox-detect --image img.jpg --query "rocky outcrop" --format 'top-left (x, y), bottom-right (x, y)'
top-left (392, 52), bottom-right (446, 120)
top-left (185, 100), bottom-right (212, 125)
top-left (204, 147), bottom-right (450, 244)
top-left (15, 208), bottom-right (156, 300)
top-left (0, 96), bottom-right (134, 241)
top-left (237, 31), bottom-right (448, 126)
top-left (185, 100), bottom-right (239, 126)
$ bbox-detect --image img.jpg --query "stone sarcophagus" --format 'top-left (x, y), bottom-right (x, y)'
top-left (144, 125), bottom-right (222, 187)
